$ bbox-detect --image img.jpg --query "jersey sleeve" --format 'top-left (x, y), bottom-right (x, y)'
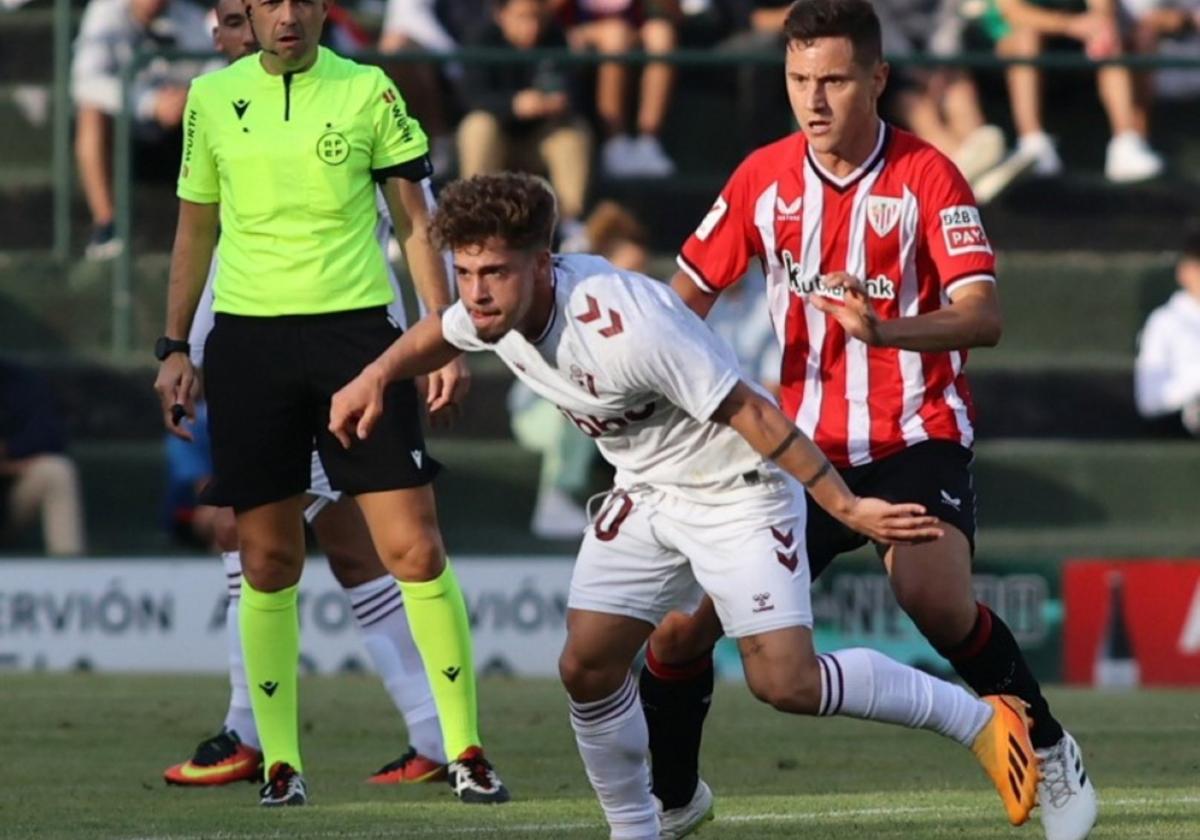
top-left (440, 301), bottom-right (487, 352)
top-left (676, 158), bottom-right (759, 294)
top-left (369, 70), bottom-right (431, 175)
top-left (619, 292), bottom-right (742, 423)
top-left (176, 82), bottom-right (219, 204)
top-left (918, 152), bottom-right (996, 297)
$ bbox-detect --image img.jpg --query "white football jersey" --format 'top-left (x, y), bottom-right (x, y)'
top-left (442, 254), bottom-right (784, 503)
top-left (190, 188), bottom-right (412, 367)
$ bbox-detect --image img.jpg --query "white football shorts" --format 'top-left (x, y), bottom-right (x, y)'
top-left (569, 482), bottom-right (813, 638)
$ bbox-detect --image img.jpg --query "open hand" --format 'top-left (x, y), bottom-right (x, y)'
top-left (808, 272), bottom-right (883, 345)
top-left (841, 497), bottom-right (944, 545)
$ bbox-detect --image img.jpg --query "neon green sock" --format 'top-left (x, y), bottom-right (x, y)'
top-left (240, 579), bottom-right (302, 774)
top-left (399, 563), bottom-right (480, 759)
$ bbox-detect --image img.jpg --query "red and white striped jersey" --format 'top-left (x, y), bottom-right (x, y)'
top-left (678, 122), bottom-right (996, 468)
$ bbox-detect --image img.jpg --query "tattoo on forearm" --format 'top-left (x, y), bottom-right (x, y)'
top-left (766, 429), bottom-right (800, 461)
top-left (802, 461), bottom-right (832, 489)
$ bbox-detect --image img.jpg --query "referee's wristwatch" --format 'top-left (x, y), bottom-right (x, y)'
top-left (154, 336), bottom-right (191, 361)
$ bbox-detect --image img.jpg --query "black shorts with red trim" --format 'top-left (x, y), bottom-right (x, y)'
top-left (806, 439), bottom-right (977, 580)
top-left (202, 306), bottom-right (439, 512)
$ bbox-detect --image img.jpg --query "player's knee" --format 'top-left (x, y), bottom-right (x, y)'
top-left (649, 611), bottom-right (708, 665)
top-left (746, 664), bottom-right (823, 715)
top-left (238, 542), bottom-right (303, 591)
top-left (558, 648), bottom-right (624, 702)
top-left (378, 530), bottom-right (445, 583)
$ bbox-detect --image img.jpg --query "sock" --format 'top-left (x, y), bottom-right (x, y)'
top-left (346, 575), bottom-right (446, 763)
top-left (569, 673), bottom-right (659, 840)
top-left (817, 648), bottom-right (993, 747)
top-left (641, 647), bottom-right (713, 809)
top-left (220, 551), bottom-right (258, 750)
top-left (942, 603), bottom-right (1065, 750)
top-left (240, 578), bottom-right (301, 773)
top-left (398, 562), bottom-right (480, 760)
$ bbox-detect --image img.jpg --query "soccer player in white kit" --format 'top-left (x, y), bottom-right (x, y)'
top-left (329, 173), bottom-right (1040, 840)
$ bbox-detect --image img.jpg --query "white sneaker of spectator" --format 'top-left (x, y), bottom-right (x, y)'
top-left (530, 487), bottom-right (589, 540)
top-left (602, 135), bottom-right (638, 177)
top-left (1105, 131), bottom-right (1163, 183)
top-left (629, 134), bottom-right (676, 177)
top-left (972, 132), bottom-right (1061, 205)
top-left (953, 124), bottom-right (1006, 184)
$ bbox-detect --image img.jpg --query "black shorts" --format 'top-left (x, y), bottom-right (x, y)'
top-left (202, 306), bottom-right (439, 512)
top-left (806, 440), bottom-right (977, 580)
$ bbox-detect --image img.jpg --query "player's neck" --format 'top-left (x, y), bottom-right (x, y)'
top-left (810, 116), bottom-right (883, 179)
top-left (520, 267), bottom-right (556, 342)
top-left (259, 47), bottom-right (318, 76)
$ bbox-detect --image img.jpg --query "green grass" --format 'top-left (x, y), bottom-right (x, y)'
top-left (1, 676), bottom-right (1197, 839)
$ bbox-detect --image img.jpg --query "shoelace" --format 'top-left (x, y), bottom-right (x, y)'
top-left (459, 756), bottom-right (498, 791)
top-left (1038, 742), bottom-right (1074, 808)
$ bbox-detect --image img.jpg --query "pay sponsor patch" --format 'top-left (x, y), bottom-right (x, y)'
top-left (940, 205), bottom-right (991, 256)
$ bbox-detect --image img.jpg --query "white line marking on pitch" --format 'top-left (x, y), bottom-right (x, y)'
top-left (120, 794), bottom-right (1200, 839)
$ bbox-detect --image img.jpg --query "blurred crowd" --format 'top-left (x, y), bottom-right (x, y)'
top-left (65, 0), bottom-right (1200, 258)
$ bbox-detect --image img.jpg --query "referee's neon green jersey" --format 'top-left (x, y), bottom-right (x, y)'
top-left (177, 47), bottom-right (430, 316)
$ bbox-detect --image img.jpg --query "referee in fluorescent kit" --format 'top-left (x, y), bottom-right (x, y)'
top-left (152, 0), bottom-right (508, 806)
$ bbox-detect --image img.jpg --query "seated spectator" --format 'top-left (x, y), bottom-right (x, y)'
top-left (508, 201), bottom-right (648, 539)
top-left (0, 360), bottom-right (86, 556)
top-left (875, 0), bottom-right (1013, 199)
top-left (1124, 0), bottom-right (1200, 103)
top-left (969, 0), bottom-right (1164, 196)
top-left (458, 0), bottom-right (592, 242)
top-left (71, 0), bottom-right (211, 260)
top-left (378, 0), bottom-right (468, 173)
top-left (1135, 227), bottom-right (1200, 435)
top-left (555, 0), bottom-right (680, 177)
top-left (717, 0), bottom-right (790, 148)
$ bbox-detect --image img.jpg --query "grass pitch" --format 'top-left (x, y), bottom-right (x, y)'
top-left (1, 675), bottom-right (1197, 839)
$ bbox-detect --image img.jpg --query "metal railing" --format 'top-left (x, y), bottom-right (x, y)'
top-left (81, 44), bottom-right (1200, 356)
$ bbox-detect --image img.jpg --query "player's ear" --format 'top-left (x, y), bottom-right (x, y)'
top-left (874, 60), bottom-right (889, 98)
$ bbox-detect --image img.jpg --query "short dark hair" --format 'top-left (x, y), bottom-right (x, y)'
top-left (783, 0), bottom-right (883, 67)
top-left (432, 173), bottom-right (558, 253)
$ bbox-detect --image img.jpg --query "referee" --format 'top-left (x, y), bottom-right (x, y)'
top-left (152, 0), bottom-right (507, 806)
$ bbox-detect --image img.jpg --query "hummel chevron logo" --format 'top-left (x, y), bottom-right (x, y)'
top-left (232, 99), bottom-right (250, 120)
top-left (442, 666), bottom-right (461, 682)
top-left (940, 489), bottom-right (962, 511)
top-left (259, 681), bottom-right (279, 697)
top-left (770, 526), bottom-right (794, 548)
top-left (411, 449), bottom-right (424, 469)
top-left (776, 550), bottom-right (798, 572)
top-left (574, 294), bottom-right (624, 338)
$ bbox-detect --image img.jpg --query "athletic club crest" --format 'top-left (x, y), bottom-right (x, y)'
top-left (867, 196), bottom-right (901, 237)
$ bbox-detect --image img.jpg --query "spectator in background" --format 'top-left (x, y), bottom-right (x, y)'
top-left (71, 0), bottom-right (211, 260)
top-left (717, 0), bottom-right (790, 148)
top-left (0, 360), bottom-right (86, 556)
top-left (458, 0), bottom-right (591, 243)
top-left (1135, 228), bottom-right (1200, 435)
top-left (509, 201), bottom-right (648, 539)
top-left (1125, 0), bottom-right (1200, 103)
top-left (875, 0), bottom-right (1014, 200)
top-left (378, 0), bottom-right (466, 172)
top-left (968, 0), bottom-right (1164, 196)
top-left (556, 0), bottom-right (680, 177)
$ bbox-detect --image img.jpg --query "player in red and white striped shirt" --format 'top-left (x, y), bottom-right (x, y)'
top-left (642, 3), bottom-right (1097, 839)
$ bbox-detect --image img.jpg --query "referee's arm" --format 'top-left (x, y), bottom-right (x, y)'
top-left (154, 199), bottom-right (218, 439)
top-left (379, 177), bottom-right (470, 419)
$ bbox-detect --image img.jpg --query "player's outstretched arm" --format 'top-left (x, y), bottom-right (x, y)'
top-left (153, 199), bottom-right (218, 441)
top-left (328, 310), bottom-right (464, 447)
top-left (381, 177), bottom-right (470, 418)
top-left (669, 270), bottom-right (720, 319)
top-left (712, 381), bottom-right (944, 545)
